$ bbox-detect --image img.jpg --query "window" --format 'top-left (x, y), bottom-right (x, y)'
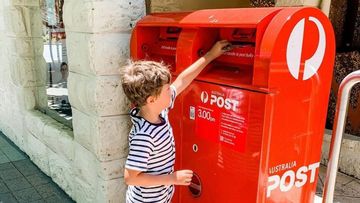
top-left (40, 0), bottom-right (72, 127)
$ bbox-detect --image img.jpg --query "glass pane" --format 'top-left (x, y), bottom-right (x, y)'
top-left (41, 0), bottom-right (72, 121)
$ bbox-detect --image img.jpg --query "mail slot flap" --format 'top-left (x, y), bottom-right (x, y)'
top-left (215, 45), bottom-right (255, 66)
top-left (215, 28), bottom-right (256, 65)
top-left (137, 12), bottom-right (190, 26)
top-left (131, 26), bottom-right (181, 72)
top-left (180, 8), bottom-right (282, 27)
top-left (220, 28), bottom-right (256, 42)
top-left (197, 64), bottom-right (254, 88)
top-left (140, 27), bottom-right (181, 57)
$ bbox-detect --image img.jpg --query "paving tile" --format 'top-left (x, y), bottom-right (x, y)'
top-left (35, 183), bottom-right (64, 199)
top-left (335, 180), bottom-right (360, 198)
top-left (0, 192), bottom-right (18, 203)
top-left (55, 190), bottom-right (75, 203)
top-left (335, 171), bottom-right (355, 185)
top-left (12, 160), bottom-right (41, 177)
top-left (316, 174), bottom-right (324, 194)
top-left (0, 163), bottom-right (15, 171)
top-left (4, 177), bottom-right (32, 192)
top-left (334, 179), bottom-right (358, 196)
top-left (6, 153), bottom-right (26, 162)
top-left (0, 181), bottom-right (9, 194)
top-left (44, 194), bottom-right (74, 203)
top-left (1, 147), bottom-right (26, 162)
top-left (0, 154), bottom-right (10, 164)
top-left (1, 146), bottom-right (19, 154)
top-left (316, 165), bottom-right (360, 201)
top-left (0, 137), bottom-right (12, 148)
top-left (0, 169), bottom-right (23, 181)
top-left (318, 164), bottom-right (327, 182)
top-left (12, 187), bottom-right (42, 203)
top-left (25, 173), bottom-right (51, 187)
top-left (30, 200), bottom-right (45, 203)
top-left (333, 196), bottom-right (360, 203)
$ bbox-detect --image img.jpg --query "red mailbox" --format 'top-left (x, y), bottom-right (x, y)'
top-left (131, 7), bottom-right (335, 203)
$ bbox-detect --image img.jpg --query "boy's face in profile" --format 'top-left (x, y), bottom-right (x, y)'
top-left (152, 83), bottom-right (172, 111)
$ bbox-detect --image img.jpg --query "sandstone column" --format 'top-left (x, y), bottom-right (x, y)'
top-left (0, 0), bottom-right (44, 151)
top-left (63, 0), bottom-right (145, 202)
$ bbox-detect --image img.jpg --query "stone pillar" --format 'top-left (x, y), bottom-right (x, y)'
top-left (275, 0), bottom-right (321, 7)
top-left (149, 0), bottom-right (252, 12)
top-left (63, 0), bottom-right (145, 202)
top-left (0, 0), bottom-right (45, 150)
top-left (150, 0), bottom-right (182, 12)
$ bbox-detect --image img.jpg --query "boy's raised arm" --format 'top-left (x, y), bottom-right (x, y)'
top-left (171, 40), bottom-right (231, 95)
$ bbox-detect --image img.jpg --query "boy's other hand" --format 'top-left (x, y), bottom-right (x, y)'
top-left (205, 40), bottom-right (232, 60)
top-left (172, 170), bottom-right (193, 186)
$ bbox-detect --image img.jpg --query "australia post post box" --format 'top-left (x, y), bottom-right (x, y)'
top-left (131, 7), bottom-right (335, 203)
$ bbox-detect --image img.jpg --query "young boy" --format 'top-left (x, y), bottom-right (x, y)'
top-left (121, 40), bottom-right (231, 203)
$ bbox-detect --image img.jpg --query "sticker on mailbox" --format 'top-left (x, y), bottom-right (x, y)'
top-left (195, 87), bottom-right (248, 152)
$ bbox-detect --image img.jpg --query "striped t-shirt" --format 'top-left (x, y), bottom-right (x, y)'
top-left (125, 85), bottom-right (177, 203)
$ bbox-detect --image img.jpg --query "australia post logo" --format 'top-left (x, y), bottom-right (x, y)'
top-left (286, 17), bottom-right (326, 80)
top-left (267, 161), bottom-right (320, 197)
top-left (200, 91), bottom-right (239, 111)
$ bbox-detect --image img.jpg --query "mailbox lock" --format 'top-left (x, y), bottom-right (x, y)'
top-left (141, 44), bottom-right (149, 52)
top-left (197, 49), bottom-right (205, 57)
top-left (192, 144), bottom-right (198, 152)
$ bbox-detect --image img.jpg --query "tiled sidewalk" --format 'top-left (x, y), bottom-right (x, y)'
top-left (315, 165), bottom-right (360, 203)
top-left (0, 131), bottom-right (74, 203)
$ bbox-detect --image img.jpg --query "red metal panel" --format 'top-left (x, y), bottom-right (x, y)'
top-left (255, 7), bottom-right (336, 203)
top-left (131, 7), bottom-right (335, 203)
top-left (176, 81), bottom-right (266, 203)
top-left (179, 8), bottom-right (282, 28)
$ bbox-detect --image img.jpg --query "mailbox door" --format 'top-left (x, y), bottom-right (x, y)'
top-left (177, 81), bottom-right (267, 203)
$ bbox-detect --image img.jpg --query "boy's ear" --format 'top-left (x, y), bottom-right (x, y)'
top-left (146, 95), bottom-right (156, 104)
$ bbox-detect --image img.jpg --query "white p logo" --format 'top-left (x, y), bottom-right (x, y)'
top-left (286, 17), bottom-right (326, 80)
top-left (200, 91), bottom-right (209, 103)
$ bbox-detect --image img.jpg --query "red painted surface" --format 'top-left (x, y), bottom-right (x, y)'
top-left (130, 7), bottom-right (335, 203)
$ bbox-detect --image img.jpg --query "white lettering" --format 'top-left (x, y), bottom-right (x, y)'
top-left (308, 162), bottom-right (320, 183)
top-left (295, 166), bottom-right (308, 188)
top-left (231, 100), bottom-right (239, 111)
top-left (210, 95), bottom-right (217, 105)
top-left (267, 175), bottom-right (280, 198)
top-left (161, 45), bottom-right (176, 51)
top-left (280, 170), bottom-right (295, 192)
top-left (205, 93), bottom-right (239, 112)
top-left (217, 97), bottom-right (224, 107)
top-left (267, 162), bottom-right (320, 198)
top-left (224, 99), bottom-right (232, 110)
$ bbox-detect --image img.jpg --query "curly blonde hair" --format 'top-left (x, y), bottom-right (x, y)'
top-left (120, 60), bottom-right (171, 107)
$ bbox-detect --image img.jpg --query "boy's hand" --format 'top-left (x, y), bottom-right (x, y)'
top-left (172, 170), bottom-right (193, 186)
top-left (171, 40), bottom-right (231, 95)
top-left (205, 40), bottom-right (232, 60)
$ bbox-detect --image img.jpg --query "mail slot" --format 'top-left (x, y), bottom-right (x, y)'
top-left (131, 7), bottom-right (335, 203)
top-left (130, 12), bottom-right (189, 73)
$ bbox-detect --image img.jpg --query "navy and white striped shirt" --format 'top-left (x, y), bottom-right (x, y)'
top-left (125, 85), bottom-right (177, 203)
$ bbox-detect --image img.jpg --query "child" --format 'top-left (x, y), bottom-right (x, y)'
top-left (121, 40), bottom-right (231, 203)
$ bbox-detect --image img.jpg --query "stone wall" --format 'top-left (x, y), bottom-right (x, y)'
top-left (0, 0), bottom-right (146, 202)
top-left (0, 0), bottom-right (44, 151)
top-left (321, 130), bottom-right (360, 180)
top-left (149, 0), bottom-right (251, 12)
